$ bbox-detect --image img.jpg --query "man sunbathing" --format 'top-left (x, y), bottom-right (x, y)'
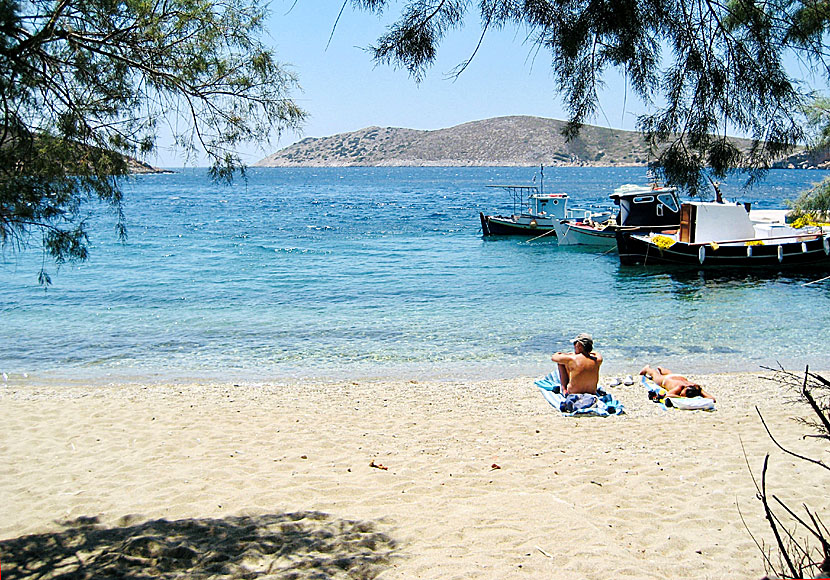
top-left (551, 333), bottom-right (603, 395)
top-left (639, 365), bottom-right (716, 401)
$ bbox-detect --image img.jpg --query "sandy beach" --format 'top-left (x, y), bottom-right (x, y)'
top-left (1, 370), bottom-right (828, 579)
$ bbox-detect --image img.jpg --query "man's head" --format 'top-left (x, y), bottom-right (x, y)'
top-left (573, 332), bottom-right (594, 354)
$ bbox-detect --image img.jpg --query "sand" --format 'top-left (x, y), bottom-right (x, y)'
top-left (1, 371), bottom-right (828, 579)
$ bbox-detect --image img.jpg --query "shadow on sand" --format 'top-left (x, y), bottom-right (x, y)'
top-left (0, 511), bottom-right (397, 579)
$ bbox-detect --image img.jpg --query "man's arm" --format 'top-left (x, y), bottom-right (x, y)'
top-left (551, 352), bottom-right (573, 363)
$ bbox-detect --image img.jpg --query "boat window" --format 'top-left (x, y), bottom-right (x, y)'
top-left (656, 205), bottom-right (663, 217)
top-left (657, 194), bottom-right (679, 212)
top-left (633, 196), bottom-right (654, 203)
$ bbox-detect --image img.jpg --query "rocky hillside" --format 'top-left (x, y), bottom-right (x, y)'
top-left (772, 149), bottom-right (830, 170)
top-left (256, 116), bottom-right (653, 167)
top-left (128, 157), bottom-right (169, 173)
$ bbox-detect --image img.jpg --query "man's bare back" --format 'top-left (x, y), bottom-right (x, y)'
top-left (552, 333), bottom-right (602, 395)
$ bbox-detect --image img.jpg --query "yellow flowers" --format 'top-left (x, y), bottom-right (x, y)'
top-left (792, 215), bottom-right (830, 229)
top-left (652, 235), bottom-right (676, 249)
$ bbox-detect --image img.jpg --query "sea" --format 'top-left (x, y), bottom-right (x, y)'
top-left (3, 166), bottom-right (830, 385)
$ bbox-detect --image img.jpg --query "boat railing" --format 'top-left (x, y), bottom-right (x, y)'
top-left (650, 231), bottom-right (826, 246)
top-left (485, 184), bottom-right (540, 215)
top-left (617, 223), bottom-right (681, 231)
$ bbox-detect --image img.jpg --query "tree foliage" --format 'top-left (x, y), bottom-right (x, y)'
top-left (791, 179), bottom-right (830, 223)
top-left (790, 97), bottom-right (830, 222)
top-left (350, 0), bottom-right (828, 196)
top-left (0, 0), bottom-right (305, 283)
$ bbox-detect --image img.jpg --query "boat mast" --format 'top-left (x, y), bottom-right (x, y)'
top-left (540, 164), bottom-right (544, 196)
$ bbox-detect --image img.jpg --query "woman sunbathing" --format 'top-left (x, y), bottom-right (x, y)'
top-left (639, 365), bottom-right (716, 402)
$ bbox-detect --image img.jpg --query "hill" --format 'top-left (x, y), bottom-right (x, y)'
top-left (128, 157), bottom-right (169, 174)
top-left (256, 116), bottom-right (653, 167)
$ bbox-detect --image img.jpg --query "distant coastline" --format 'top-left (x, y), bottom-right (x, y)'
top-left (256, 115), bottom-right (828, 170)
top-left (256, 116), bottom-right (652, 168)
top-left (128, 157), bottom-right (173, 174)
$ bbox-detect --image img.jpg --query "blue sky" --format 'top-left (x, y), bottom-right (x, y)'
top-left (150, 1), bottom-right (649, 167)
top-left (147, 3), bottom-right (823, 167)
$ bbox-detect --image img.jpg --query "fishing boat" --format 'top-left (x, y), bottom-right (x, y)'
top-left (479, 165), bottom-right (607, 237)
top-left (479, 185), bottom-right (570, 236)
top-left (617, 201), bottom-right (830, 267)
top-left (553, 183), bottom-right (683, 247)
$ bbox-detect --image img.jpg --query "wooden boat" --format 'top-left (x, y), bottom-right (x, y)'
top-left (479, 186), bottom-right (570, 236)
top-left (480, 165), bottom-right (613, 238)
top-left (617, 201), bottom-right (830, 267)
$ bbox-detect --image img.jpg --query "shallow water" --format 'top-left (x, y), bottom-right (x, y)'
top-left (3, 166), bottom-right (829, 384)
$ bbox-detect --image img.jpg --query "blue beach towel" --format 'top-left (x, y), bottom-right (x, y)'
top-left (642, 376), bottom-right (716, 411)
top-left (534, 373), bottom-right (625, 417)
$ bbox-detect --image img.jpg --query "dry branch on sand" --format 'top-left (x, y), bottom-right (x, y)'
top-left (754, 367), bottom-right (830, 580)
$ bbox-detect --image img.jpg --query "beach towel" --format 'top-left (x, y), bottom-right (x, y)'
top-left (534, 373), bottom-right (625, 417)
top-left (642, 376), bottom-right (716, 411)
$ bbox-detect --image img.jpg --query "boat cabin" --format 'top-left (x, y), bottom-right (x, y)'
top-left (610, 184), bottom-right (681, 228)
top-left (679, 202), bottom-right (804, 244)
top-left (679, 203), bottom-right (752, 243)
top-left (485, 184), bottom-right (569, 220)
top-left (480, 185), bottom-right (571, 236)
top-left (530, 192), bottom-right (570, 220)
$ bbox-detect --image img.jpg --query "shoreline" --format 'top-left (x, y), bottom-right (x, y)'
top-left (2, 370), bottom-right (828, 578)
top-left (4, 358), bottom-right (826, 390)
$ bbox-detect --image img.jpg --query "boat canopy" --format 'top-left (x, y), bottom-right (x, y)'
top-left (610, 184), bottom-right (681, 228)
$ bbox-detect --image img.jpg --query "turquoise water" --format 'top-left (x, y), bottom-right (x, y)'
top-left (2, 166), bottom-right (830, 384)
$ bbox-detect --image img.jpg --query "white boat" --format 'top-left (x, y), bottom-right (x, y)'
top-left (552, 213), bottom-right (617, 248)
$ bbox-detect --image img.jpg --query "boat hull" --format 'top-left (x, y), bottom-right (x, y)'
top-left (480, 213), bottom-right (557, 237)
top-left (618, 233), bottom-right (830, 268)
top-left (553, 220), bottom-right (617, 248)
